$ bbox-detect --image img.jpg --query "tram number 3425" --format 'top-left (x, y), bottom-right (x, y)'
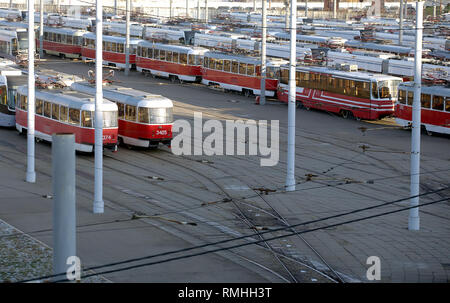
top-left (156, 130), bottom-right (167, 136)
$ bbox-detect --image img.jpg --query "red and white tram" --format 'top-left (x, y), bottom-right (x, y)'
top-left (396, 83), bottom-right (450, 135)
top-left (71, 82), bottom-right (174, 148)
top-left (81, 33), bottom-right (142, 69)
top-left (15, 85), bottom-right (119, 152)
top-left (201, 52), bottom-right (287, 97)
top-left (277, 66), bottom-right (403, 120)
top-left (38, 27), bottom-right (86, 59)
top-left (136, 41), bottom-right (208, 83)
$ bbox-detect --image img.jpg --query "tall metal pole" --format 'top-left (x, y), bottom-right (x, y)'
top-left (399, 0), bottom-right (404, 45)
top-left (125, 0), bottom-right (130, 76)
top-left (27, 0), bottom-right (36, 184)
top-left (260, 0), bottom-right (267, 105)
top-left (253, 0), bottom-right (257, 12)
top-left (94, 0), bottom-right (104, 214)
top-left (409, 0), bottom-right (423, 231)
top-left (186, 0), bottom-right (189, 17)
top-left (52, 134), bottom-right (76, 281)
top-left (39, 0), bottom-right (44, 58)
top-left (170, 0), bottom-right (173, 19)
top-left (114, 0), bottom-right (117, 16)
top-left (197, 0), bottom-right (200, 20)
top-left (404, 0), bottom-right (408, 19)
top-left (285, 0), bottom-right (296, 192)
top-left (433, 1), bottom-right (436, 18)
top-left (205, 0), bottom-right (208, 24)
top-left (333, 0), bottom-right (337, 19)
top-left (305, 0), bottom-right (308, 17)
top-left (285, 1), bottom-right (290, 31)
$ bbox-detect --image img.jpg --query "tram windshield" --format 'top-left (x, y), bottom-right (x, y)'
top-left (83, 110), bottom-right (118, 128)
top-left (372, 80), bottom-right (402, 99)
top-left (17, 32), bottom-right (28, 51)
top-left (138, 107), bottom-right (173, 124)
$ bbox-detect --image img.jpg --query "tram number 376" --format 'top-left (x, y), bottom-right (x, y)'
top-left (103, 135), bottom-right (112, 140)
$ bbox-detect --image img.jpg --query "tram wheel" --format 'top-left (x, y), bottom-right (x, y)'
top-left (341, 110), bottom-right (351, 119)
top-left (243, 89), bottom-right (251, 97)
top-left (296, 101), bottom-right (303, 109)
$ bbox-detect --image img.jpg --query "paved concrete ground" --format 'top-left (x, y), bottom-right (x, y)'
top-left (0, 57), bottom-right (449, 282)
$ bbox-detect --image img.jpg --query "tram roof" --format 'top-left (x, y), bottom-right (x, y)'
top-left (6, 74), bottom-right (27, 87)
top-left (204, 51), bottom-right (288, 66)
top-left (344, 41), bottom-right (413, 54)
top-left (43, 26), bottom-right (86, 35)
top-left (399, 82), bottom-right (450, 97)
top-left (82, 32), bottom-right (143, 44)
top-left (71, 82), bottom-right (173, 108)
top-left (138, 41), bottom-right (208, 54)
top-left (293, 65), bottom-right (403, 82)
top-left (17, 86), bottom-right (117, 111)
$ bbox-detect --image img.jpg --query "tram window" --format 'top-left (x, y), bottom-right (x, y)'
top-left (421, 93), bottom-right (431, 108)
top-left (239, 63), bottom-right (247, 75)
top-left (208, 58), bottom-right (215, 69)
top-left (61, 35), bottom-right (66, 44)
top-left (445, 97), bottom-right (450, 112)
top-left (52, 104), bottom-right (60, 120)
top-left (150, 108), bottom-right (173, 124)
top-left (216, 59), bottom-right (224, 71)
top-left (141, 46), bottom-right (147, 57)
top-left (159, 50), bottom-right (166, 61)
top-left (103, 111), bottom-right (118, 128)
top-left (173, 52), bottom-right (179, 63)
top-left (231, 61), bottom-right (238, 73)
top-left (60, 106), bottom-right (68, 122)
top-left (166, 51), bottom-right (173, 62)
top-left (148, 48), bottom-right (153, 58)
top-left (89, 38), bottom-right (95, 48)
top-left (44, 32), bottom-right (48, 40)
top-left (355, 81), bottom-right (370, 99)
top-left (125, 105), bottom-right (136, 121)
top-left (117, 43), bottom-right (124, 53)
top-left (188, 54), bottom-right (194, 65)
top-left (66, 35), bottom-right (73, 45)
top-left (44, 101), bottom-right (51, 118)
top-left (223, 60), bottom-right (231, 72)
top-left (117, 103), bottom-right (124, 119)
top-left (197, 56), bottom-right (203, 66)
top-left (398, 89), bottom-right (407, 104)
top-left (247, 64), bottom-right (255, 76)
top-left (432, 95), bottom-right (444, 111)
top-left (111, 42), bottom-right (117, 53)
top-left (153, 49), bottom-right (159, 59)
top-left (35, 99), bottom-right (43, 115)
top-left (371, 82), bottom-right (379, 99)
top-left (204, 57), bottom-right (209, 68)
top-left (407, 91), bottom-right (414, 105)
top-left (81, 110), bottom-right (93, 128)
top-left (138, 107), bottom-right (149, 123)
top-left (68, 108), bottom-right (80, 125)
top-left (295, 71), bottom-right (301, 86)
top-left (56, 34), bottom-right (61, 43)
top-left (280, 69), bottom-right (289, 85)
top-left (255, 65), bottom-right (261, 76)
top-left (106, 42), bottom-right (112, 52)
top-left (180, 53), bottom-right (187, 64)
top-left (131, 46), bottom-right (136, 55)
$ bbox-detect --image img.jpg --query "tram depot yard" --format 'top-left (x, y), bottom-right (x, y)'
top-left (0, 1), bottom-right (449, 284)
